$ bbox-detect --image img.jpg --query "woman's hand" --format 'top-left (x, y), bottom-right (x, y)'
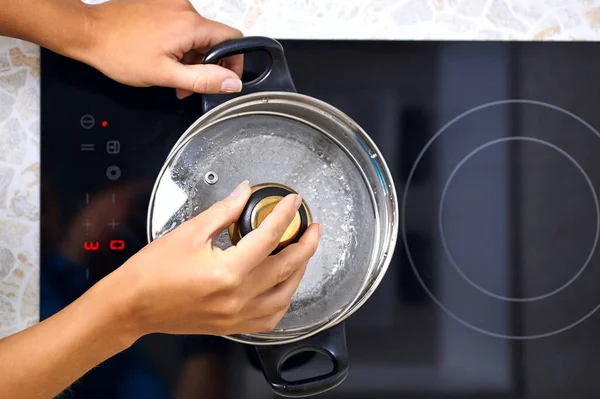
top-left (82, 0), bottom-right (244, 98)
top-left (2, 0), bottom-right (241, 98)
top-left (107, 180), bottom-right (322, 339)
top-left (0, 181), bottom-right (321, 399)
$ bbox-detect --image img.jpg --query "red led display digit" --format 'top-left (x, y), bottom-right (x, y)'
top-left (84, 241), bottom-right (100, 251)
top-left (110, 240), bottom-right (125, 251)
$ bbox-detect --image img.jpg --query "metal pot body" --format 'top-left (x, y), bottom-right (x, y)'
top-left (147, 37), bottom-right (398, 397)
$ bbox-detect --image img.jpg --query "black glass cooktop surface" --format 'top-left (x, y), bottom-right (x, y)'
top-left (42, 40), bottom-right (600, 399)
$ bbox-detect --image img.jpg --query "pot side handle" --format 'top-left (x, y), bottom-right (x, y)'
top-left (254, 322), bottom-right (349, 398)
top-left (201, 36), bottom-right (297, 113)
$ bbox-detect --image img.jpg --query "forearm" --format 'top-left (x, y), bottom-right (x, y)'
top-left (0, 0), bottom-right (93, 60)
top-left (0, 273), bottom-right (139, 399)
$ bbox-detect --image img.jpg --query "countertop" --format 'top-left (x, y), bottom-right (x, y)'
top-left (1, 0), bottom-right (600, 337)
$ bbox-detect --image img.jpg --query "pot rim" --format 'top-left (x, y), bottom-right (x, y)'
top-left (147, 91), bottom-right (399, 346)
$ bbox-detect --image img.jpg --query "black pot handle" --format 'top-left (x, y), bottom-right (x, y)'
top-left (254, 322), bottom-right (349, 397)
top-left (201, 36), bottom-right (297, 113)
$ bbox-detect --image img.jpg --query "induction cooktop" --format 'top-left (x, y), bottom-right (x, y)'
top-left (41, 40), bottom-right (600, 399)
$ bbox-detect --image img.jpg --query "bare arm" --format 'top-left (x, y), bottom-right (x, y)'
top-left (0, 0), bottom-right (245, 97)
top-left (0, 182), bottom-right (321, 399)
top-left (0, 0), bottom-right (91, 61)
top-left (0, 275), bottom-right (136, 399)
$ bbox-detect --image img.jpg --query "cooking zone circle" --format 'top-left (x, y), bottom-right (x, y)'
top-left (439, 136), bottom-right (599, 302)
top-left (402, 99), bottom-right (600, 339)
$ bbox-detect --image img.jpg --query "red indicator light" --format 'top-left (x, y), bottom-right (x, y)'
top-left (110, 240), bottom-right (125, 251)
top-left (84, 241), bottom-right (100, 251)
top-left (101, 121), bottom-right (108, 127)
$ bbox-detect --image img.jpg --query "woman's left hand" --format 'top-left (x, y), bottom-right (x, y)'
top-left (82, 0), bottom-right (244, 98)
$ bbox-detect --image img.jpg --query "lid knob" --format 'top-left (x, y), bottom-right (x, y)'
top-left (228, 183), bottom-right (312, 254)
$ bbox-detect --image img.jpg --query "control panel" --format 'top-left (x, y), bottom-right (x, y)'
top-left (77, 112), bottom-right (131, 283)
top-left (41, 49), bottom-right (205, 289)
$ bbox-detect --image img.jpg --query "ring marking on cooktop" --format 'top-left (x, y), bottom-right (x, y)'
top-left (402, 99), bottom-right (600, 339)
top-left (439, 136), bottom-right (599, 302)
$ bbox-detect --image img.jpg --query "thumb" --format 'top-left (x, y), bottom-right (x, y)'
top-left (190, 181), bottom-right (251, 244)
top-left (163, 61), bottom-right (243, 94)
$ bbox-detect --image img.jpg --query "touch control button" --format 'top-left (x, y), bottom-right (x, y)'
top-left (106, 165), bottom-right (121, 181)
top-left (80, 114), bottom-right (95, 129)
top-left (107, 141), bottom-right (120, 154)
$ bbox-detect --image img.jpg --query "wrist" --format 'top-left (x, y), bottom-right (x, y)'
top-left (22, 1), bottom-right (95, 62)
top-left (0, 0), bottom-right (93, 59)
top-left (53, 3), bottom-right (96, 64)
top-left (82, 268), bottom-right (145, 351)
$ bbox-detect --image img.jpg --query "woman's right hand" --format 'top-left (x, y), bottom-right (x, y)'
top-left (99, 180), bottom-right (321, 341)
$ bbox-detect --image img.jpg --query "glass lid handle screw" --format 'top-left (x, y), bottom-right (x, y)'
top-left (204, 171), bottom-right (218, 185)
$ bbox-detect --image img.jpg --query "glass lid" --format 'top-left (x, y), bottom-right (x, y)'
top-left (148, 112), bottom-right (381, 334)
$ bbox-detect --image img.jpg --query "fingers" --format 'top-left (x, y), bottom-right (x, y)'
top-left (220, 54), bottom-right (244, 80)
top-left (228, 194), bottom-right (303, 270)
top-left (175, 50), bottom-right (243, 99)
top-left (191, 17), bottom-right (244, 79)
top-left (175, 88), bottom-right (194, 100)
top-left (238, 261), bottom-right (310, 332)
top-left (172, 16), bottom-right (244, 96)
top-left (164, 61), bottom-right (243, 94)
top-left (175, 51), bottom-right (202, 99)
top-left (235, 267), bottom-right (303, 333)
top-left (194, 17), bottom-right (243, 50)
top-left (244, 260), bottom-right (308, 322)
top-left (187, 181), bottom-right (251, 245)
top-left (239, 306), bottom-right (289, 334)
top-left (245, 223), bottom-right (321, 297)
top-left (224, 223), bottom-right (321, 333)
top-left (235, 311), bottom-right (286, 334)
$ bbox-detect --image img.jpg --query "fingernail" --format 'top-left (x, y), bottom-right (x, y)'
top-left (230, 180), bottom-right (249, 197)
top-left (293, 195), bottom-right (303, 210)
top-left (220, 78), bottom-right (242, 93)
top-left (176, 89), bottom-right (192, 100)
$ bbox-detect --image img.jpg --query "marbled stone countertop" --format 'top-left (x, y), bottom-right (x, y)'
top-left (1, 0), bottom-right (600, 337)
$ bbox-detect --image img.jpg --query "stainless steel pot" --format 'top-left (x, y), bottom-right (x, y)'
top-left (147, 37), bottom-right (398, 397)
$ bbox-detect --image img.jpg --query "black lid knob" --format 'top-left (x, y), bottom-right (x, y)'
top-left (228, 183), bottom-right (311, 254)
